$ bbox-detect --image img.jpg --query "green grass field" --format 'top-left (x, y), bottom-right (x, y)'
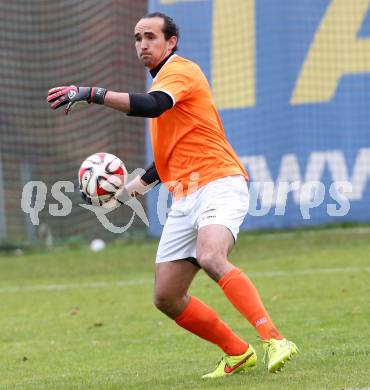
top-left (0, 226), bottom-right (369, 389)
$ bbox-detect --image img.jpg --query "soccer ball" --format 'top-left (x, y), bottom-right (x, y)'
top-left (78, 152), bottom-right (127, 207)
top-left (89, 238), bottom-right (106, 252)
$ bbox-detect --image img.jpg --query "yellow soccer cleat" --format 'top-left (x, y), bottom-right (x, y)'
top-left (202, 344), bottom-right (257, 379)
top-left (262, 338), bottom-right (298, 373)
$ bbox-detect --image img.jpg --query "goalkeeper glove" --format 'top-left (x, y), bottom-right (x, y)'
top-left (47, 85), bottom-right (107, 115)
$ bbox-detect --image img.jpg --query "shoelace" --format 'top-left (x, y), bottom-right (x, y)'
top-left (262, 340), bottom-right (277, 363)
top-left (214, 356), bottom-right (226, 369)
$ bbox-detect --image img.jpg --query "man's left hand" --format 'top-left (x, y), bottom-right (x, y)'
top-left (47, 85), bottom-right (107, 115)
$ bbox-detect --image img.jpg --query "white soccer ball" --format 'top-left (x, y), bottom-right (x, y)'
top-left (89, 238), bottom-right (106, 252)
top-left (78, 152), bottom-right (127, 207)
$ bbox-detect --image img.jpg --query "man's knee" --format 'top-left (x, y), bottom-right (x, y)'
top-left (153, 290), bottom-right (190, 319)
top-left (153, 291), bottom-right (180, 317)
top-left (197, 252), bottom-right (233, 281)
top-left (198, 252), bottom-right (218, 269)
top-left (153, 292), bottom-right (172, 313)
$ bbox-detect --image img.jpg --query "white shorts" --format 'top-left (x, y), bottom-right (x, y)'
top-left (156, 175), bottom-right (249, 263)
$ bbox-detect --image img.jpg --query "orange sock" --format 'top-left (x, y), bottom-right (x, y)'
top-left (218, 268), bottom-right (283, 340)
top-left (175, 296), bottom-right (248, 356)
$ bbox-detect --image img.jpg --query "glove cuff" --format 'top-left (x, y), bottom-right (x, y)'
top-left (91, 87), bottom-right (107, 105)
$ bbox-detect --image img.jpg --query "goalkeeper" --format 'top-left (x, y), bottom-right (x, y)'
top-left (47, 12), bottom-right (298, 378)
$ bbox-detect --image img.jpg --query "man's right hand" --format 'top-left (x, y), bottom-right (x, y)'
top-left (47, 85), bottom-right (107, 115)
top-left (115, 175), bottom-right (151, 203)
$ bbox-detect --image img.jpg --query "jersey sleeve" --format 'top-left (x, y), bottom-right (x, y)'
top-left (148, 61), bottom-right (199, 106)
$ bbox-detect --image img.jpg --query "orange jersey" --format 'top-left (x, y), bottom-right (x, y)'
top-left (148, 55), bottom-right (248, 199)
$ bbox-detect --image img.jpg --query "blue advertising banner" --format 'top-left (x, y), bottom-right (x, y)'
top-left (146, 0), bottom-right (370, 235)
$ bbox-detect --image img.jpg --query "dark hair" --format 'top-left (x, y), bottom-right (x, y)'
top-left (142, 12), bottom-right (179, 52)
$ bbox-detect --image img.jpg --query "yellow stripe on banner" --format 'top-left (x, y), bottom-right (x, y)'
top-left (291, 0), bottom-right (370, 104)
top-left (212, 0), bottom-right (255, 109)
